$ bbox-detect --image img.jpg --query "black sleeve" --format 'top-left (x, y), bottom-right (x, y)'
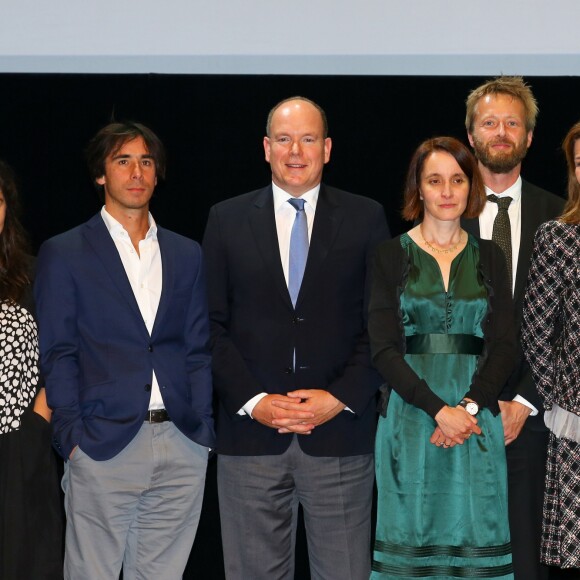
top-left (368, 239), bottom-right (447, 419)
top-left (464, 240), bottom-right (517, 408)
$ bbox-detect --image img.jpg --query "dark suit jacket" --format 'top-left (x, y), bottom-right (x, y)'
top-left (462, 179), bottom-right (564, 428)
top-left (34, 213), bottom-right (215, 460)
top-left (203, 184), bottom-right (390, 456)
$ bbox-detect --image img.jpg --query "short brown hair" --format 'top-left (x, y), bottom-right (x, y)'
top-left (560, 121), bottom-right (580, 225)
top-left (465, 76), bottom-right (538, 133)
top-left (402, 136), bottom-right (486, 222)
top-left (86, 122), bottom-right (166, 197)
top-left (266, 96), bottom-right (328, 138)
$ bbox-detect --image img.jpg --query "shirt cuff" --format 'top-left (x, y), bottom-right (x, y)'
top-left (513, 395), bottom-right (539, 416)
top-left (238, 393), bottom-right (268, 418)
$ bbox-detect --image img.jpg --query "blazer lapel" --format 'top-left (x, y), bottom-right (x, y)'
top-left (151, 227), bottom-right (174, 337)
top-left (296, 184), bottom-right (342, 307)
top-left (248, 187), bottom-right (293, 308)
top-left (82, 213), bottom-right (149, 338)
top-left (515, 183), bottom-right (537, 305)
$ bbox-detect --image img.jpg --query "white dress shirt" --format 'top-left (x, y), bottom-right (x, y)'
top-left (273, 184), bottom-right (319, 285)
top-left (477, 177), bottom-right (537, 416)
top-left (101, 207), bottom-right (165, 410)
top-left (240, 184), bottom-right (320, 417)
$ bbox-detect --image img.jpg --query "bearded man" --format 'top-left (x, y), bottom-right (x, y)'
top-left (462, 76), bottom-right (564, 580)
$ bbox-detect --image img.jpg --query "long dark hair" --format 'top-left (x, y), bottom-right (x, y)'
top-left (0, 160), bottom-right (30, 302)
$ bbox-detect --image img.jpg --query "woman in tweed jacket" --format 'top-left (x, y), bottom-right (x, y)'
top-left (522, 121), bottom-right (580, 571)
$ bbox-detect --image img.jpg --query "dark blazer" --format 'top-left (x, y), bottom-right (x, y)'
top-left (462, 180), bottom-right (564, 426)
top-left (203, 184), bottom-right (390, 457)
top-left (34, 213), bottom-right (215, 461)
top-left (369, 235), bottom-right (516, 418)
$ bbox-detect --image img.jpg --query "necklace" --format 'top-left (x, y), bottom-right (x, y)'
top-left (419, 227), bottom-right (464, 255)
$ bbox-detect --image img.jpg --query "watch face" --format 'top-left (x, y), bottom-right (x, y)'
top-left (465, 402), bottom-right (479, 415)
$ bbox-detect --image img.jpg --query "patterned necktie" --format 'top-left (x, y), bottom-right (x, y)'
top-left (488, 194), bottom-right (513, 288)
top-left (288, 198), bottom-right (308, 307)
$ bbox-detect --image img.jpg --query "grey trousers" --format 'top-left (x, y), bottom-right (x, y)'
top-left (218, 436), bottom-right (374, 580)
top-left (62, 421), bottom-right (208, 580)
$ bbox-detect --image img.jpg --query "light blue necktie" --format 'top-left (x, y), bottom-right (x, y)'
top-left (288, 198), bottom-right (308, 306)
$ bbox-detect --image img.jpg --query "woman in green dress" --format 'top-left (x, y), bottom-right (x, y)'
top-left (369, 137), bottom-right (516, 579)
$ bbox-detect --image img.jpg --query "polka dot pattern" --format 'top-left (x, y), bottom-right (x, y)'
top-left (0, 301), bottom-right (40, 434)
top-left (488, 194), bottom-right (513, 288)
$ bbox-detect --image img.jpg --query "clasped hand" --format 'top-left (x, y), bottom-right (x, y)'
top-left (430, 405), bottom-right (482, 448)
top-left (253, 389), bottom-right (345, 434)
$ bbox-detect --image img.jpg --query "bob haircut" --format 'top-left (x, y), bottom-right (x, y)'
top-left (86, 122), bottom-right (166, 199)
top-left (402, 136), bottom-right (486, 222)
top-left (560, 121), bottom-right (580, 225)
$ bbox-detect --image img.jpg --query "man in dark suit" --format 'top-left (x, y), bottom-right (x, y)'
top-left (203, 97), bottom-right (390, 579)
top-left (35, 122), bottom-right (215, 579)
top-left (462, 77), bottom-right (564, 580)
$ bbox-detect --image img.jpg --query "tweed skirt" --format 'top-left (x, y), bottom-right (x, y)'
top-left (542, 432), bottom-right (580, 568)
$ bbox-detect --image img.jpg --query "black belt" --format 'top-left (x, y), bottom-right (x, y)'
top-left (145, 409), bottom-right (171, 423)
top-left (406, 334), bottom-right (484, 355)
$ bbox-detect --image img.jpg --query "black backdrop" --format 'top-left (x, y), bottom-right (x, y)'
top-left (1, 74), bottom-right (577, 250)
top-left (3, 73), bottom-right (577, 579)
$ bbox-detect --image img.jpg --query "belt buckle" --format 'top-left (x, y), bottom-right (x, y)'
top-left (146, 409), bottom-right (168, 423)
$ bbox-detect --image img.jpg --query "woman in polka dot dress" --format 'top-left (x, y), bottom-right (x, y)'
top-left (0, 160), bottom-right (63, 579)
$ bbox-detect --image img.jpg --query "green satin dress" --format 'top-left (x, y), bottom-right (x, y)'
top-left (371, 234), bottom-right (513, 579)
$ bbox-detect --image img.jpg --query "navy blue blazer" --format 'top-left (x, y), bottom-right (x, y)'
top-left (203, 184), bottom-right (390, 457)
top-left (35, 213), bottom-right (215, 460)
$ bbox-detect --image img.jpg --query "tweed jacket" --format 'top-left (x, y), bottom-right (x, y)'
top-left (522, 221), bottom-right (580, 414)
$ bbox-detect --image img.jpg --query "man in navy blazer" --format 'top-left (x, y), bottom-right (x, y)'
top-left (203, 97), bottom-right (390, 579)
top-left (35, 122), bottom-right (214, 579)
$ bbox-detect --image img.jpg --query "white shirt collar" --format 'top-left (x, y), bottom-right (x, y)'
top-left (100, 206), bottom-right (158, 241)
top-left (272, 183), bottom-right (320, 212)
top-left (484, 175), bottom-right (522, 203)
